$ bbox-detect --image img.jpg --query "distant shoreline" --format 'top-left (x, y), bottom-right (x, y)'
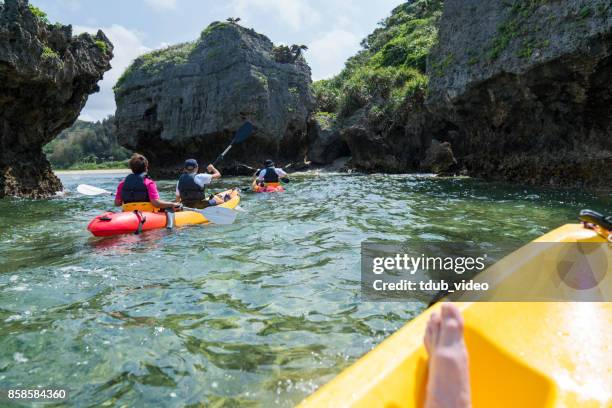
top-left (55, 169), bottom-right (129, 175)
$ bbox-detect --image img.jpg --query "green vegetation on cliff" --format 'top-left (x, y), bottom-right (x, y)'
top-left (28, 3), bottom-right (49, 24)
top-left (312, 0), bottom-right (442, 120)
top-left (115, 41), bottom-right (196, 90)
top-left (44, 117), bottom-right (131, 169)
top-left (115, 21), bottom-right (242, 91)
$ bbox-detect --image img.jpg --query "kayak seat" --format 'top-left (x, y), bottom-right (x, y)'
top-left (463, 325), bottom-right (555, 408)
top-left (122, 202), bottom-right (158, 212)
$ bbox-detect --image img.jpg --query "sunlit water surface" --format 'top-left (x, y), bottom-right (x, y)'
top-left (0, 171), bottom-right (609, 407)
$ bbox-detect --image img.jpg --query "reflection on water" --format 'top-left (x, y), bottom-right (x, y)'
top-left (0, 171), bottom-right (609, 406)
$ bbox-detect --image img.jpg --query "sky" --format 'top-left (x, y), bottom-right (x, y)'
top-left (33, 0), bottom-right (404, 122)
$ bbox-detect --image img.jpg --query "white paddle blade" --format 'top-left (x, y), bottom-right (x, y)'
top-left (77, 184), bottom-right (113, 196)
top-left (201, 206), bottom-right (237, 225)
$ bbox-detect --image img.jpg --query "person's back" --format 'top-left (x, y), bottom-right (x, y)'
top-left (115, 153), bottom-right (179, 211)
top-left (121, 172), bottom-right (150, 204)
top-left (176, 159), bottom-right (221, 209)
top-left (255, 159), bottom-right (287, 186)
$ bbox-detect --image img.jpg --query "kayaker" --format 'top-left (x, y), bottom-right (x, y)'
top-left (175, 159), bottom-right (221, 209)
top-left (253, 159), bottom-right (288, 187)
top-left (423, 303), bottom-right (471, 408)
top-left (114, 153), bottom-right (180, 210)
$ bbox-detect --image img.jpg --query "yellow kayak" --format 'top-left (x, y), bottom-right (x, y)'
top-left (299, 223), bottom-right (612, 407)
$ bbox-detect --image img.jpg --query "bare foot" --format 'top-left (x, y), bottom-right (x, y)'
top-left (424, 303), bottom-right (471, 408)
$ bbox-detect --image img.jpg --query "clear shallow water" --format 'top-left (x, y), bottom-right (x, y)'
top-left (0, 172), bottom-right (610, 407)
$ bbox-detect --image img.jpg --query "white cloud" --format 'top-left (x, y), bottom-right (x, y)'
top-left (74, 24), bottom-right (151, 121)
top-left (307, 29), bottom-right (360, 80)
top-left (143, 0), bottom-right (178, 11)
top-left (231, 0), bottom-right (320, 30)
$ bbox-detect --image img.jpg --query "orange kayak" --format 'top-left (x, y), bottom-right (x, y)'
top-left (252, 181), bottom-right (285, 193)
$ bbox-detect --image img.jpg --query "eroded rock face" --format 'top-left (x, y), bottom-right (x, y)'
top-left (428, 0), bottom-right (612, 187)
top-left (341, 92), bottom-right (442, 173)
top-left (114, 22), bottom-right (314, 176)
top-left (0, 0), bottom-right (113, 198)
top-left (307, 114), bottom-right (348, 165)
top-left (420, 139), bottom-right (457, 174)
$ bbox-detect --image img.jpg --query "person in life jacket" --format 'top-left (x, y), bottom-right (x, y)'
top-left (175, 159), bottom-right (221, 208)
top-left (254, 159), bottom-right (288, 186)
top-left (114, 153), bottom-right (180, 210)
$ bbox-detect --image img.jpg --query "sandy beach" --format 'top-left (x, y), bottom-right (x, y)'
top-left (55, 168), bottom-right (129, 175)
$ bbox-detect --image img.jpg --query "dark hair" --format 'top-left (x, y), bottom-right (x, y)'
top-left (128, 153), bottom-right (148, 174)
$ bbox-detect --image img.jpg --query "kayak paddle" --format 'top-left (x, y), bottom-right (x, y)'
top-left (212, 121), bottom-right (254, 166)
top-left (183, 206), bottom-right (237, 225)
top-left (77, 184), bottom-right (113, 196)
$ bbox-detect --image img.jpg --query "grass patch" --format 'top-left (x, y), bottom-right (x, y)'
top-left (115, 41), bottom-right (196, 90)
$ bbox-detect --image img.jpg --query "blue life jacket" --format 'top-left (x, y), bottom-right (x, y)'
top-left (260, 167), bottom-right (279, 183)
top-left (121, 173), bottom-right (149, 203)
top-left (178, 172), bottom-right (205, 202)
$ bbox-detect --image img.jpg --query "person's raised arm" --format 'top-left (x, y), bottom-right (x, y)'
top-left (207, 164), bottom-right (221, 180)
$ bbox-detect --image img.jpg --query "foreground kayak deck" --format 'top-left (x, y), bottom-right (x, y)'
top-left (88, 189), bottom-right (240, 237)
top-left (299, 224), bottom-right (612, 407)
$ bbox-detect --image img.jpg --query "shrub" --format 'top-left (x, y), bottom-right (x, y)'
top-left (309, 0), bottom-right (442, 121)
top-left (94, 40), bottom-right (109, 54)
top-left (41, 46), bottom-right (59, 60)
top-left (312, 80), bottom-right (341, 113)
top-left (28, 3), bottom-right (49, 24)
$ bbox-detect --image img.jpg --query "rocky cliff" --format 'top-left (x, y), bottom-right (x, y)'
top-left (0, 0), bottom-right (113, 198)
top-left (308, 0), bottom-right (445, 172)
top-left (427, 0), bottom-right (612, 186)
top-left (114, 22), bottom-right (314, 176)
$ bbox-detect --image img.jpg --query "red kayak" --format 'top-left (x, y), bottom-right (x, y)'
top-left (87, 189), bottom-right (240, 237)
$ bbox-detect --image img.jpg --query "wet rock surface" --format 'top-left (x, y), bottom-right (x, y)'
top-left (0, 0), bottom-right (112, 198)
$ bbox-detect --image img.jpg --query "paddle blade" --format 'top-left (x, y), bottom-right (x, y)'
top-left (77, 184), bottom-right (113, 196)
top-left (232, 121), bottom-right (253, 145)
top-left (201, 206), bottom-right (237, 225)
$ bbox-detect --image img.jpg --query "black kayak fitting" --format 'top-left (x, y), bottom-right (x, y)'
top-left (579, 209), bottom-right (612, 231)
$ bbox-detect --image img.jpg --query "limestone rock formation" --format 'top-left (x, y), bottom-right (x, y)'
top-left (0, 0), bottom-right (113, 198)
top-left (307, 113), bottom-right (348, 165)
top-left (428, 0), bottom-right (612, 187)
top-left (340, 91), bottom-right (439, 172)
top-left (114, 22), bottom-right (314, 176)
top-left (419, 139), bottom-right (457, 174)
